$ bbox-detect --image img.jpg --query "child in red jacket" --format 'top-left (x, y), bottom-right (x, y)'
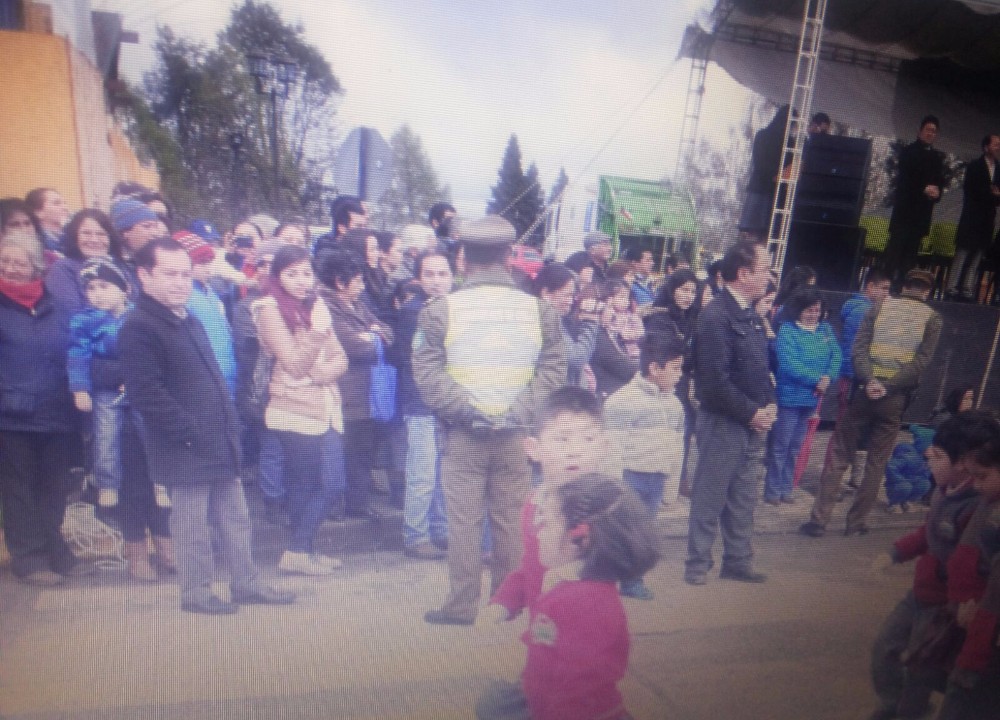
top-left (482, 387), bottom-right (610, 624)
top-left (475, 474), bottom-right (659, 720)
top-left (937, 438), bottom-right (1000, 719)
top-left (867, 411), bottom-right (999, 720)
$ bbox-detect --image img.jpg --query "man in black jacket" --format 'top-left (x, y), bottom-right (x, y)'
top-left (120, 237), bottom-right (294, 614)
top-left (946, 134), bottom-right (1000, 301)
top-left (882, 116), bottom-right (945, 286)
top-left (685, 239), bottom-right (776, 586)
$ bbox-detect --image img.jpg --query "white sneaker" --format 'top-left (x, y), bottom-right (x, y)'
top-left (98, 488), bottom-right (118, 507)
top-left (310, 554), bottom-right (342, 569)
top-left (153, 484), bottom-right (171, 508)
top-left (278, 551), bottom-right (335, 576)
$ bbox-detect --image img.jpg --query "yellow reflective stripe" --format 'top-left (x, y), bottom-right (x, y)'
top-left (447, 365), bottom-right (535, 387)
top-left (870, 342), bottom-right (916, 365)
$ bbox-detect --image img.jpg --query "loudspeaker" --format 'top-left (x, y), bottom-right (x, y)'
top-left (793, 135), bottom-right (872, 228)
top-left (785, 221), bottom-right (865, 292)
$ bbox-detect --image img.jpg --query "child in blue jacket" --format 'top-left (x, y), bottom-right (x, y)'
top-left (764, 288), bottom-right (841, 504)
top-left (67, 257), bottom-right (132, 508)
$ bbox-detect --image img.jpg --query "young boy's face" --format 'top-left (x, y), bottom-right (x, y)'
top-left (85, 279), bottom-right (127, 314)
top-left (967, 459), bottom-right (1000, 499)
top-left (647, 356), bottom-right (684, 394)
top-left (526, 411), bottom-right (607, 487)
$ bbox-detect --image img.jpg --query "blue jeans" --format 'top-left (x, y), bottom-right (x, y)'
top-left (764, 405), bottom-right (813, 501)
top-left (403, 415), bottom-right (447, 547)
top-left (92, 390), bottom-right (125, 491)
top-left (258, 429), bottom-right (284, 501)
top-left (274, 430), bottom-right (327, 554)
top-left (623, 470), bottom-right (666, 516)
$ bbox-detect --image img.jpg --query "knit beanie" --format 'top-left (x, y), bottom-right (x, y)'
top-left (110, 198), bottom-right (158, 234)
top-left (79, 256), bottom-right (129, 293)
top-left (172, 230), bottom-right (216, 265)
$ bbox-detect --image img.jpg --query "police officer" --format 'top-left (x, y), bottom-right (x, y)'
top-left (413, 215), bottom-right (565, 625)
top-left (802, 268), bottom-right (942, 538)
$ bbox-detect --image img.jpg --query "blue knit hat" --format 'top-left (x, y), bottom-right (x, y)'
top-left (79, 256), bottom-right (129, 293)
top-left (110, 198), bottom-right (158, 233)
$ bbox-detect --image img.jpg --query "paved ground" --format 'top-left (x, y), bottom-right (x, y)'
top-left (0, 430), bottom-right (931, 720)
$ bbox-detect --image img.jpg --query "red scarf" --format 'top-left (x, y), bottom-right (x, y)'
top-left (271, 284), bottom-right (314, 332)
top-left (0, 277), bottom-right (44, 309)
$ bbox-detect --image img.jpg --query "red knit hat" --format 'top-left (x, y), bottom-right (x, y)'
top-left (172, 230), bottom-right (215, 265)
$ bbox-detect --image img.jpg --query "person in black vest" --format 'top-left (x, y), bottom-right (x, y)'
top-left (946, 134), bottom-right (1000, 301)
top-left (882, 115), bottom-right (945, 286)
top-left (120, 237), bottom-right (294, 614)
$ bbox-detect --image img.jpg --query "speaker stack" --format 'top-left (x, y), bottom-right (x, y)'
top-left (785, 134), bottom-right (873, 291)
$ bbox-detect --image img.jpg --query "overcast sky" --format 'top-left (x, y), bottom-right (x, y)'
top-left (106, 0), bottom-right (751, 216)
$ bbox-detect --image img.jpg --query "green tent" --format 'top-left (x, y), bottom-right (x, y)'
top-left (597, 176), bottom-right (700, 270)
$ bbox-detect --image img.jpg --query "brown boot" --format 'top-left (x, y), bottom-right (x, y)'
top-left (124, 541), bottom-right (157, 582)
top-left (150, 536), bottom-right (177, 575)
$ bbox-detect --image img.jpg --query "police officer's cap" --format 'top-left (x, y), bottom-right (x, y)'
top-left (461, 215), bottom-right (517, 248)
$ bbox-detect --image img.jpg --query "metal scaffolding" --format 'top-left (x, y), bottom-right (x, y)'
top-left (767, 0), bottom-right (829, 277)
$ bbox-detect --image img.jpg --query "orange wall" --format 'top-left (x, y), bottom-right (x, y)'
top-left (0, 30), bottom-right (83, 207)
top-left (0, 29), bottom-right (158, 212)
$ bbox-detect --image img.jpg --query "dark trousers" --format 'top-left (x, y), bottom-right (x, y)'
top-left (685, 410), bottom-right (767, 576)
top-left (120, 408), bottom-right (170, 543)
top-left (343, 418), bottom-right (376, 514)
top-left (0, 431), bottom-right (76, 576)
top-left (883, 228), bottom-right (925, 287)
top-left (810, 390), bottom-right (906, 531)
top-left (871, 592), bottom-right (943, 717)
top-left (274, 430), bottom-right (327, 554)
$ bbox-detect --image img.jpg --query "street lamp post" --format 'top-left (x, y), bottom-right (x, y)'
top-left (246, 53), bottom-right (298, 209)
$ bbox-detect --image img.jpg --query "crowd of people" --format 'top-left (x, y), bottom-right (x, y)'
top-left (0, 182), bottom-right (998, 719)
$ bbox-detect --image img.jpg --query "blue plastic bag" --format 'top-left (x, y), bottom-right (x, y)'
top-left (369, 335), bottom-right (397, 422)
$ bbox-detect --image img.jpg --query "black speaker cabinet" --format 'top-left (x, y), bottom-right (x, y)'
top-left (784, 221), bottom-right (865, 292)
top-left (793, 135), bottom-right (873, 228)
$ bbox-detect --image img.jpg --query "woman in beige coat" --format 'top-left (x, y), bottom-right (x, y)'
top-left (255, 245), bottom-right (347, 576)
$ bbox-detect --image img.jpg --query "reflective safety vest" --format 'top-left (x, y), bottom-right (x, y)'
top-left (869, 297), bottom-right (934, 380)
top-left (444, 285), bottom-right (543, 416)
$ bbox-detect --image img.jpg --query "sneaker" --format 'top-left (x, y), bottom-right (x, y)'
top-left (780, 496), bottom-right (795, 505)
top-left (153, 484), bottom-right (171, 508)
top-left (278, 551), bottom-right (336, 576)
top-left (900, 502), bottom-right (911, 513)
top-left (885, 504), bottom-right (902, 514)
top-left (620, 579), bottom-right (654, 600)
top-left (98, 488), bottom-right (118, 507)
top-left (310, 554), bottom-right (342, 569)
top-left (763, 497), bottom-right (780, 507)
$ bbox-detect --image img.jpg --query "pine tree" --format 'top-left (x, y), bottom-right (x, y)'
top-left (487, 134), bottom-right (538, 238)
top-left (519, 163), bottom-right (545, 247)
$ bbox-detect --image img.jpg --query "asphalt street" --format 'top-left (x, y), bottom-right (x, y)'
top-left (0, 430), bottom-right (932, 719)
